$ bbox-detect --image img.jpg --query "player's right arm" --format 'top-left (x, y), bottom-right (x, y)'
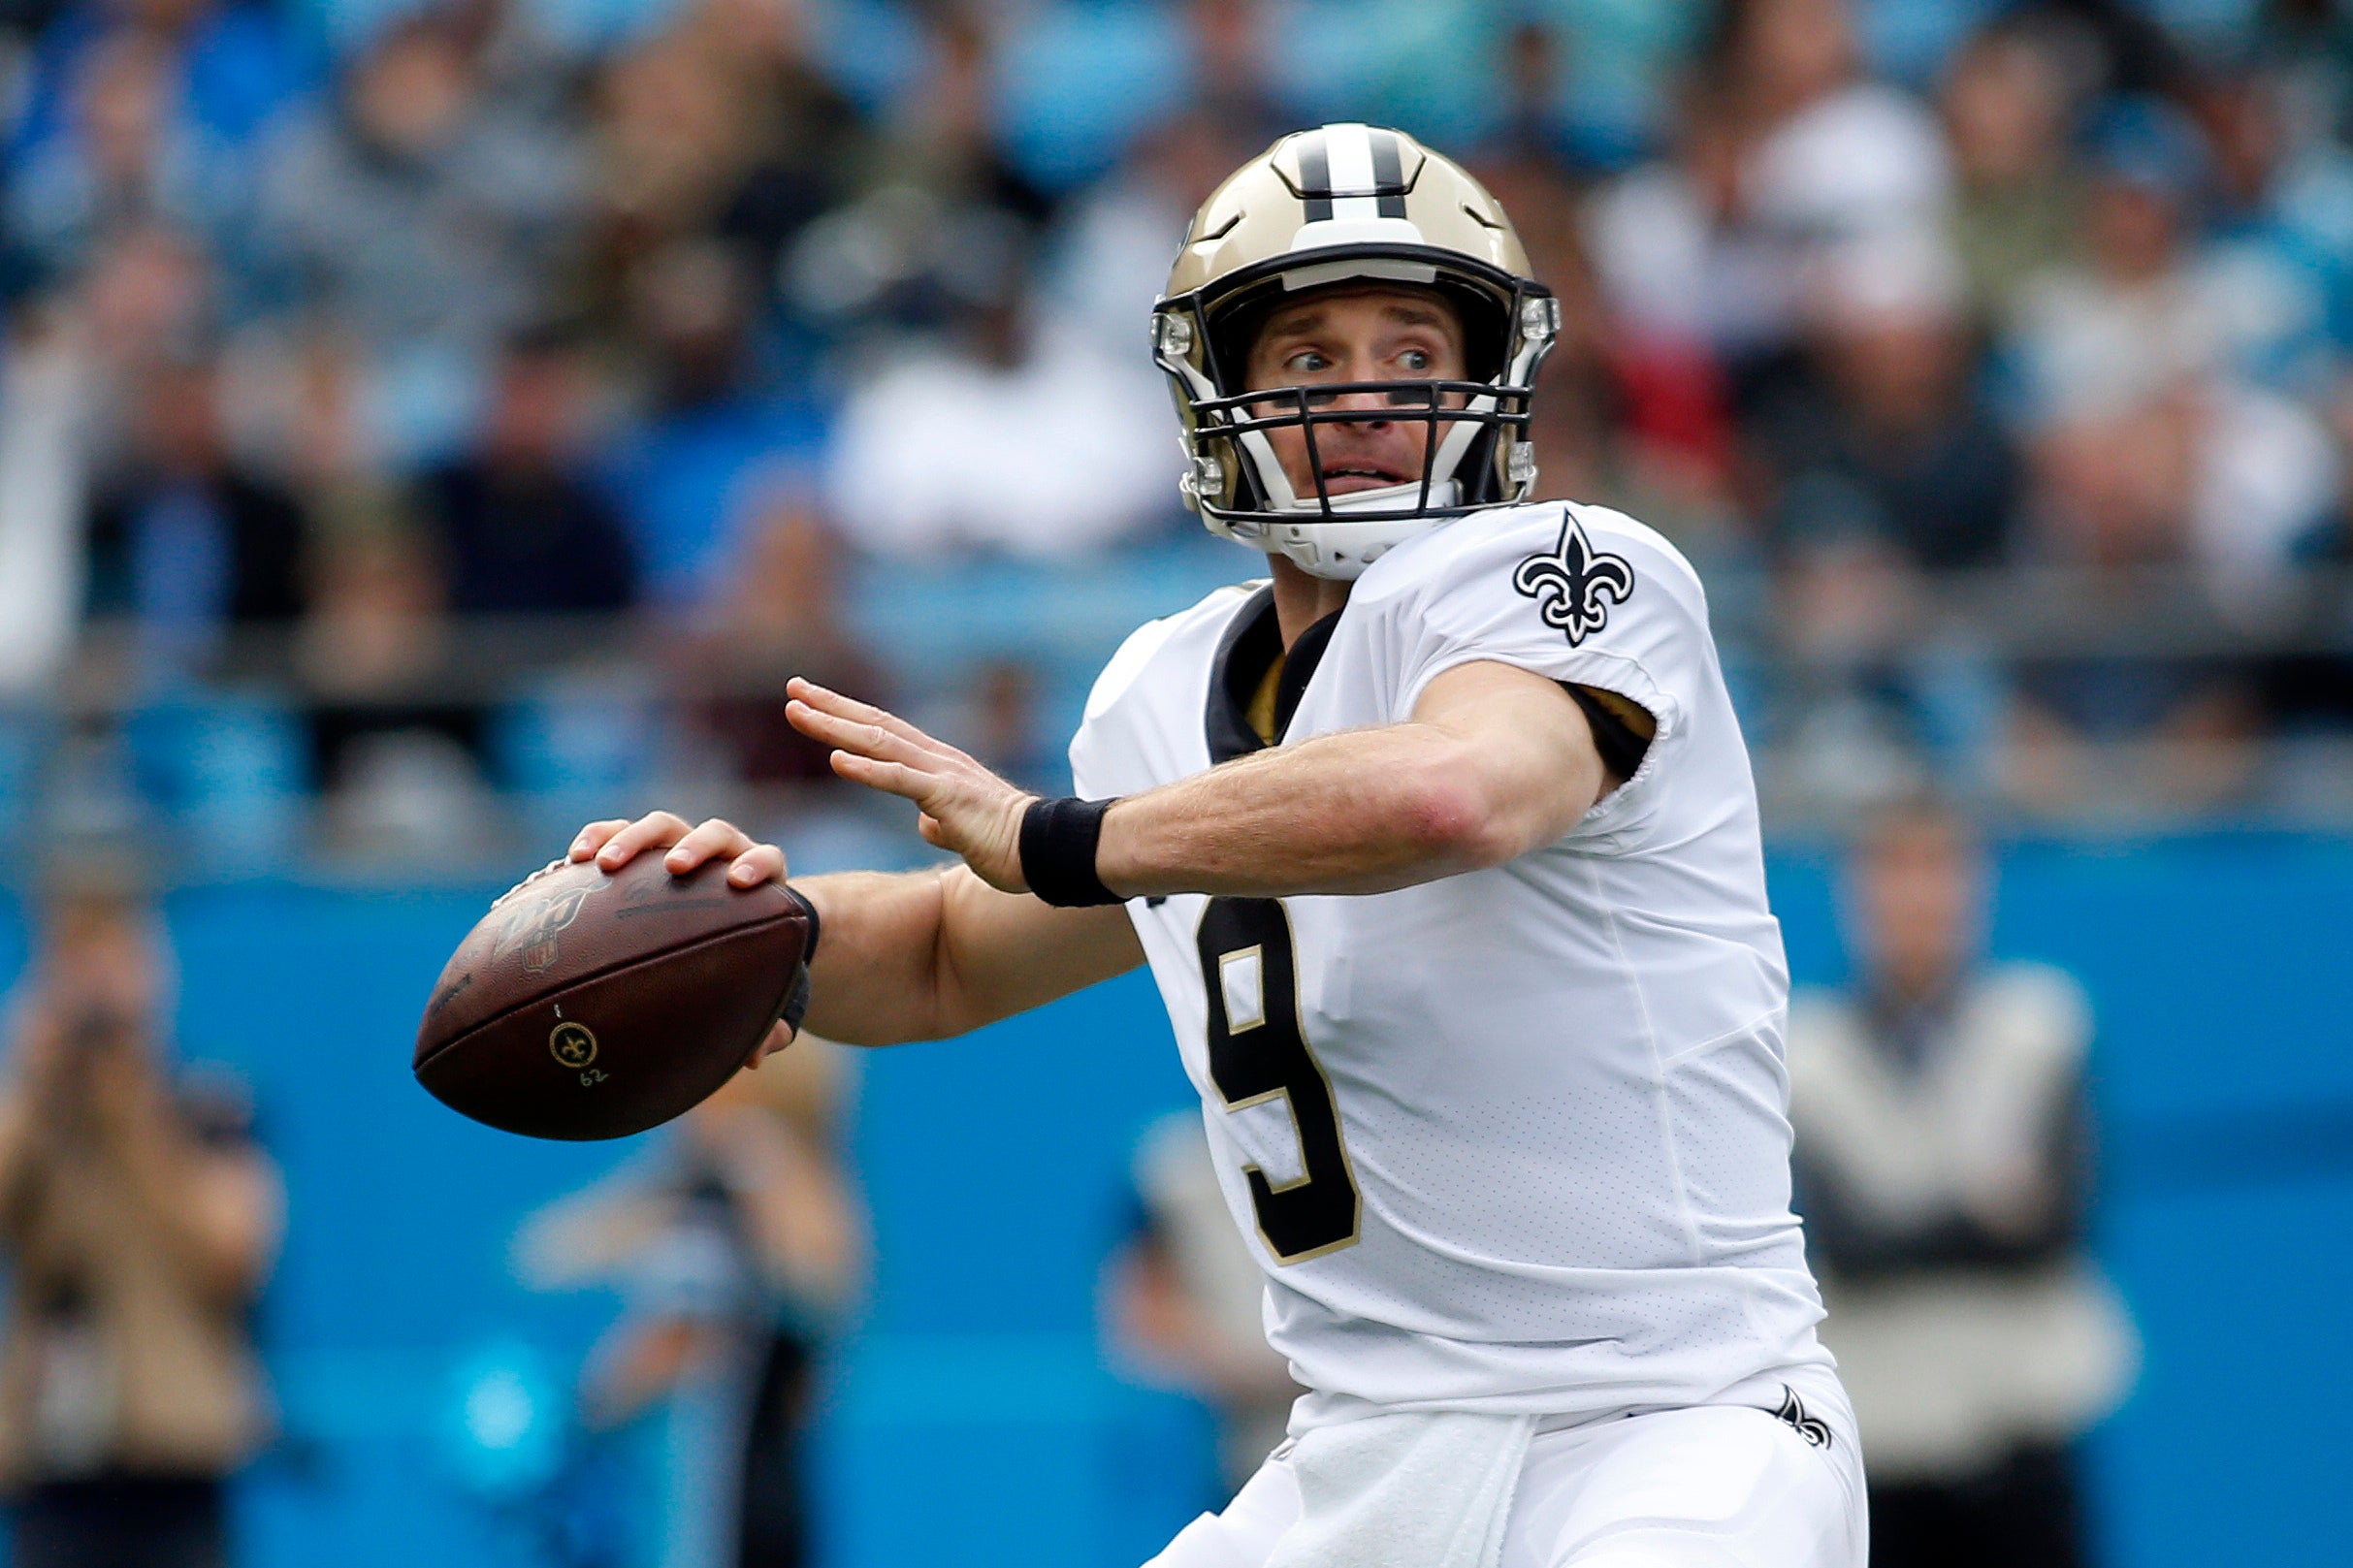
top-left (568, 814), bottom-right (1143, 1047)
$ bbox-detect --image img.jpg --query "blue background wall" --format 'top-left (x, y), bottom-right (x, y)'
top-left (0, 832), bottom-right (2344, 1565)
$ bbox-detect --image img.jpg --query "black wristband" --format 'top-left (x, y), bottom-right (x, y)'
top-left (780, 963), bottom-right (813, 1035)
top-left (778, 884), bottom-right (820, 1035)
top-left (782, 883), bottom-right (821, 963)
top-left (1019, 796), bottom-right (1124, 908)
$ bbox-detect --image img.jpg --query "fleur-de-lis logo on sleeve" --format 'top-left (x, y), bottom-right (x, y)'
top-left (1512, 512), bottom-right (1634, 646)
top-left (1772, 1385), bottom-right (1833, 1450)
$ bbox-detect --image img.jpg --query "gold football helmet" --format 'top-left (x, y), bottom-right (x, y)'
top-left (1153, 123), bottom-right (1559, 579)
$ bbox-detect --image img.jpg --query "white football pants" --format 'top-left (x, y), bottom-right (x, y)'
top-left (1144, 1400), bottom-right (1866, 1568)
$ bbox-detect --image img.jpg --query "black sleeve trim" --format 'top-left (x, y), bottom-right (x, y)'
top-left (1565, 685), bottom-right (1652, 783)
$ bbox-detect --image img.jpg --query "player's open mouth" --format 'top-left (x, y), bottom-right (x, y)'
top-left (1319, 464), bottom-right (1412, 495)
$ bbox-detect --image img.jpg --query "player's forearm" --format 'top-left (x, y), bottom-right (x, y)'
top-left (1094, 723), bottom-right (1535, 898)
top-left (793, 870), bottom-right (962, 1044)
top-left (794, 867), bottom-right (1143, 1043)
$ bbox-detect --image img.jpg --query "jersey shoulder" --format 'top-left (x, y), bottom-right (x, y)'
top-left (1080, 579), bottom-right (1265, 725)
top-left (1355, 499), bottom-right (1708, 625)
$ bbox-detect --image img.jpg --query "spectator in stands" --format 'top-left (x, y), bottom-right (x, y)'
top-left (684, 490), bottom-right (881, 793)
top-left (0, 875), bottom-right (282, 1568)
top-left (1105, 1111), bottom-right (1302, 1493)
top-left (2003, 91), bottom-right (2340, 596)
top-left (416, 327), bottom-right (637, 618)
top-left (2004, 390), bottom-right (2287, 809)
top-left (297, 489), bottom-right (503, 861)
top-left (0, 298), bottom-right (96, 697)
top-left (1585, 94), bottom-right (1767, 382)
top-left (604, 240), bottom-right (825, 610)
top-left (582, 0), bottom-right (866, 353)
top-left (1787, 795), bottom-right (2134, 1568)
top-left (81, 351), bottom-right (306, 677)
top-left (1749, 229), bottom-right (2019, 572)
top-left (1939, 21), bottom-right (2085, 331)
top-left (1182, 0), bottom-right (1285, 148)
top-left (2189, 55), bottom-right (2352, 400)
top-left (4, 28), bottom-right (241, 297)
top-left (1741, 232), bottom-right (2016, 800)
top-left (11, 0), bottom-right (305, 146)
top-left (292, 322), bottom-right (634, 842)
top-left (255, 10), bottom-right (582, 463)
top-left (517, 1044), bottom-right (863, 1568)
top-left (781, 5), bottom-right (1053, 350)
top-left (1711, 0), bottom-right (1952, 391)
top-left (822, 259), bottom-right (1174, 558)
top-left (822, 176), bottom-right (1170, 559)
top-left (2003, 97), bottom-right (2276, 426)
top-left (1589, 0), bottom-right (1953, 489)
top-left (1, 0), bottom-right (302, 303)
top-left (1582, 100), bottom-right (1756, 531)
top-left (1041, 107), bottom-right (1251, 369)
top-left (0, 223), bottom-right (221, 693)
top-left (799, 10), bottom-right (1184, 558)
top-left (1461, 26), bottom-right (1632, 521)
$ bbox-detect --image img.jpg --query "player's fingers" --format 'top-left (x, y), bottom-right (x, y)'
top-left (790, 684), bottom-right (984, 775)
top-left (726, 843), bottom-right (787, 888)
top-left (568, 819), bottom-right (631, 862)
top-left (787, 679), bottom-right (943, 752)
top-left (788, 701), bottom-right (938, 768)
top-left (664, 816), bottom-right (756, 873)
top-left (828, 750), bottom-right (935, 805)
top-left (744, 1018), bottom-right (794, 1070)
top-left (595, 810), bottom-right (693, 869)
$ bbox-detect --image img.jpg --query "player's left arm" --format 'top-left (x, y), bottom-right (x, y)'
top-left (788, 661), bottom-right (1621, 899)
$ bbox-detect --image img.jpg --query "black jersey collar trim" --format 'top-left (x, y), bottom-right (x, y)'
top-left (1204, 585), bottom-right (1342, 765)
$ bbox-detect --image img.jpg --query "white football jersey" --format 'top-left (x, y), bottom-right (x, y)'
top-left (1070, 500), bottom-right (1835, 1429)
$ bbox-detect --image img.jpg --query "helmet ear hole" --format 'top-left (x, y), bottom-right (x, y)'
top-left (1209, 287), bottom-right (1282, 398)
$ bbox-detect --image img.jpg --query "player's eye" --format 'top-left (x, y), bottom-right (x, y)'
top-left (1397, 347), bottom-right (1432, 372)
top-left (1284, 349), bottom-right (1331, 374)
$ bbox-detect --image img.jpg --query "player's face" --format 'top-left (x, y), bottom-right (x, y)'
top-left (1243, 286), bottom-right (1468, 498)
top-left (1857, 822), bottom-right (1983, 996)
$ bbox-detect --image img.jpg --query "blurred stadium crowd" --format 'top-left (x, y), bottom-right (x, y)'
top-left (4, 0), bottom-right (2353, 871)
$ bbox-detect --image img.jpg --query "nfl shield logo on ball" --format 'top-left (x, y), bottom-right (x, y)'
top-left (548, 1021), bottom-right (598, 1070)
top-left (497, 886), bottom-right (592, 974)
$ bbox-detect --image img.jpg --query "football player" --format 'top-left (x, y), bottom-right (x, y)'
top-left (577, 125), bottom-right (1863, 1567)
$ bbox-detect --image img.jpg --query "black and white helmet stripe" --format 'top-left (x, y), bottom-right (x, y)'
top-left (1293, 124), bottom-right (1409, 223)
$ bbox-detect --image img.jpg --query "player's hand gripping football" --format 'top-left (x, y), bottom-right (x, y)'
top-left (784, 678), bottom-right (1035, 893)
top-left (566, 811), bottom-right (797, 1068)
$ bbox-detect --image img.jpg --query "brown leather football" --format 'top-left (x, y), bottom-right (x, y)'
top-left (414, 853), bottom-right (817, 1140)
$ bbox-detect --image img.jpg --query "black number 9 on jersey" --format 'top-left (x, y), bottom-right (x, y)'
top-left (1195, 898), bottom-right (1361, 1263)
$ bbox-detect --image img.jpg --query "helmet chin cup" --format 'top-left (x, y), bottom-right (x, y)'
top-left (1212, 478), bottom-right (1464, 580)
top-left (1210, 412), bottom-right (1467, 580)
top-left (1259, 509), bottom-right (1455, 581)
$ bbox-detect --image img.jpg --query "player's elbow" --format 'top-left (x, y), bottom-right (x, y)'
top-left (1389, 755), bottom-right (1519, 871)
